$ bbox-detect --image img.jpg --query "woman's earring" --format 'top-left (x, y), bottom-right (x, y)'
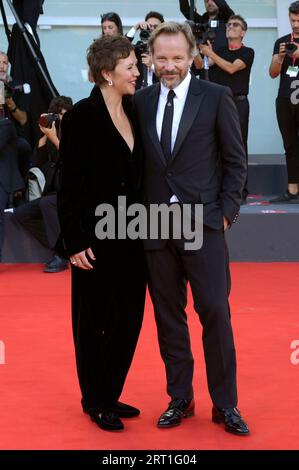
top-left (108, 79), bottom-right (113, 86)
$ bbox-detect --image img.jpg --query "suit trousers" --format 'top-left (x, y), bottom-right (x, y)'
top-left (146, 226), bottom-right (237, 409)
top-left (233, 97), bottom-right (249, 198)
top-left (276, 96), bottom-right (299, 183)
top-left (14, 194), bottom-right (60, 250)
top-left (0, 184), bottom-right (9, 261)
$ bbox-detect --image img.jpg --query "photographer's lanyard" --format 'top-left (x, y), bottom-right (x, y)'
top-left (286, 33), bottom-right (299, 77)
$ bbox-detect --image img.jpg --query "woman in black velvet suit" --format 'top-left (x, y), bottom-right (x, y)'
top-left (57, 36), bottom-right (146, 431)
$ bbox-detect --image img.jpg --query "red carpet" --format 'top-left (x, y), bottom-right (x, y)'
top-left (0, 263), bottom-right (299, 450)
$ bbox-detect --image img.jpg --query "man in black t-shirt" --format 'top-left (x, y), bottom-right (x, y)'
top-left (179, 0), bottom-right (234, 52)
top-left (199, 15), bottom-right (254, 202)
top-left (269, 1), bottom-right (299, 203)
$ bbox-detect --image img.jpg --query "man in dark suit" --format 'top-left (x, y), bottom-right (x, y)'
top-left (0, 118), bottom-right (24, 260)
top-left (134, 22), bottom-right (249, 435)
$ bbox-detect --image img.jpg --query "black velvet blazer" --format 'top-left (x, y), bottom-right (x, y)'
top-left (57, 86), bottom-right (143, 257)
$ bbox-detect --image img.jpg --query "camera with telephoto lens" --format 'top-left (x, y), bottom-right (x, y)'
top-left (187, 19), bottom-right (219, 45)
top-left (285, 42), bottom-right (298, 56)
top-left (39, 113), bottom-right (60, 128)
top-left (4, 82), bottom-right (31, 98)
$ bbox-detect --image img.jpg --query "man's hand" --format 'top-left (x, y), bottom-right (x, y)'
top-left (141, 53), bottom-right (152, 68)
top-left (133, 21), bottom-right (148, 31)
top-left (199, 40), bottom-right (214, 58)
top-left (277, 42), bottom-right (287, 63)
top-left (289, 42), bottom-right (299, 61)
top-left (5, 96), bottom-right (16, 110)
top-left (70, 248), bottom-right (96, 270)
top-left (223, 216), bottom-right (229, 231)
top-left (39, 119), bottom-right (60, 149)
top-left (5, 96), bottom-right (27, 125)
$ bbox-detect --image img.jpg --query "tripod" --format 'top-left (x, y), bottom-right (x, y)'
top-left (0, 0), bottom-right (57, 98)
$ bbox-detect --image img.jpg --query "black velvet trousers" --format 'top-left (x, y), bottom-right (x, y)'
top-left (71, 240), bottom-right (146, 414)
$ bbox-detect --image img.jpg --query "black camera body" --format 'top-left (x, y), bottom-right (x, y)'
top-left (140, 28), bottom-right (150, 42)
top-left (187, 19), bottom-right (219, 45)
top-left (135, 27), bottom-right (151, 55)
top-left (285, 42), bottom-right (298, 56)
top-left (39, 113), bottom-right (60, 128)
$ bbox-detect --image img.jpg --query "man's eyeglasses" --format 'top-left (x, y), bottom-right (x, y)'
top-left (226, 22), bottom-right (244, 30)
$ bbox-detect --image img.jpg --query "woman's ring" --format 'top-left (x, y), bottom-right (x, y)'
top-left (71, 260), bottom-right (77, 265)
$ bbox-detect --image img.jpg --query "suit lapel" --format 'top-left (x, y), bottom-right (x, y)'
top-left (146, 84), bottom-right (167, 166)
top-left (172, 76), bottom-right (204, 161)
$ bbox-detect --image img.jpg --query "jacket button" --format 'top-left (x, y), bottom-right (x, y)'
top-left (167, 172), bottom-right (172, 177)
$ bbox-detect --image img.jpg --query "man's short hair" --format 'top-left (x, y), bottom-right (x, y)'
top-left (145, 11), bottom-right (164, 23)
top-left (48, 96), bottom-right (73, 114)
top-left (289, 1), bottom-right (299, 14)
top-left (148, 21), bottom-right (195, 56)
top-left (87, 35), bottom-right (134, 86)
top-left (227, 15), bottom-right (248, 32)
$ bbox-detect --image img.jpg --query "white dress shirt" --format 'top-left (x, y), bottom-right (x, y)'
top-left (156, 72), bottom-right (191, 202)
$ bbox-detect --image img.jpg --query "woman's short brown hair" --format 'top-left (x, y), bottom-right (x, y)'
top-left (87, 35), bottom-right (134, 86)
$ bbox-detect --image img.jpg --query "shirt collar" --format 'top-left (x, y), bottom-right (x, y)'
top-left (160, 72), bottom-right (191, 100)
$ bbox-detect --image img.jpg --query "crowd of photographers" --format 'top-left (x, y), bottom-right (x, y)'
top-left (1, 0), bottom-right (299, 270)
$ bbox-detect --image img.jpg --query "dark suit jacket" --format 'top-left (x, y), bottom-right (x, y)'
top-left (0, 118), bottom-right (24, 193)
top-left (57, 86), bottom-right (143, 257)
top-left (134, 75), bottom-right (246, 250)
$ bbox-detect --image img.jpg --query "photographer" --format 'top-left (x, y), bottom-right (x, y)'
top-left (180, 0), bottom-right (234, 52)
top-left (0, 51), bottom-right (32, 179)
top-left (199, 15), bottom-right (254, 203)
top-left (14, 96), bottom-right (73, 273)
top-left (269, 1), bottom-right (299, 203)
top-left (0, 119), bottom-right (24, 262)
top-left (126, 11), bottom-right (164, 89)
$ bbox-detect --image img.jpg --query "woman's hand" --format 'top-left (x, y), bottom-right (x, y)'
top-left (70, 248), bottom-right (96, 270)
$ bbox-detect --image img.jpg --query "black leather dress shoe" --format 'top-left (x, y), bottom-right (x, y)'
top-left (44, 255), bottom-right (68, 273)
top-left (81, 399), bottom-right (139, 418)
top-left (89, 411), bottom-right (124, 431)
top-left (109, 401), bottom-right (140, 418)
top-left (157, 398), bottom-right (195, 428)
top-left (212, 407), bottom-right (250, 435)
top-left (269, 191), bottom-right (299, 203)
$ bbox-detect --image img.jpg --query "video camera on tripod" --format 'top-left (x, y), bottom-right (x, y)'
top-left (187, 20), bottom-right (219, 81)
top-left (187, 19), bottom-right (219, 45)
top-left (0, 79), bottom-right (31, 118)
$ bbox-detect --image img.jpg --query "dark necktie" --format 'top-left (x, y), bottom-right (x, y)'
top-left (160, 89), bottom-right (176, 163)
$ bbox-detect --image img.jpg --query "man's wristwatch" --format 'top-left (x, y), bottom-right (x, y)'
top-left (10, 105), bottom-right (17, 113)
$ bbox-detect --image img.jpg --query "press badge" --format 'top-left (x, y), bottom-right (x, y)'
top-left (286, 65), bottom-right (299, 77)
